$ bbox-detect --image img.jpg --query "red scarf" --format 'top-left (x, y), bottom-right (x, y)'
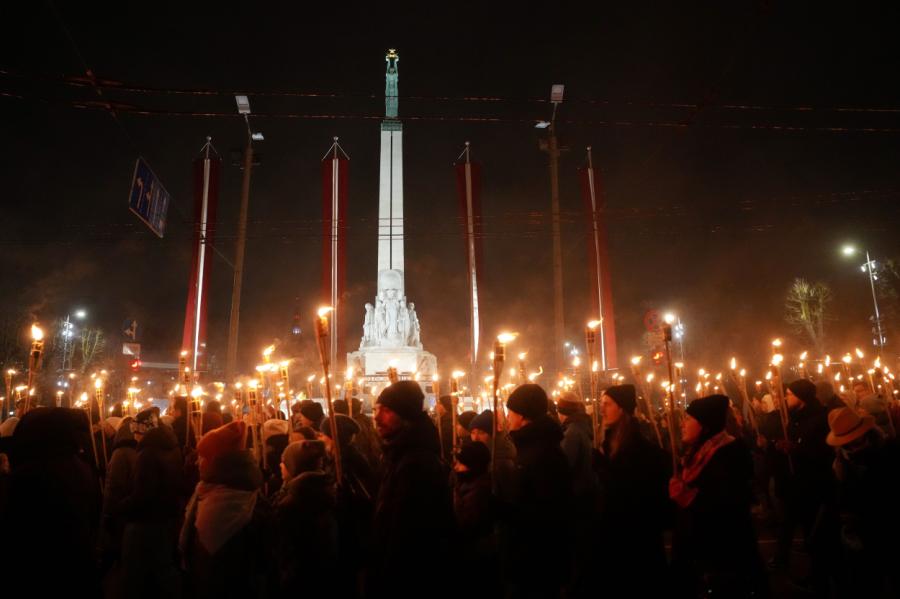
top-left (670, 430), bottom-right (734, 508)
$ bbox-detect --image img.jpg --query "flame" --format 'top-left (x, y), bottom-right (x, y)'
top-left (739, 368), bottom-right (746, 377)
top-left (772, 338), bottom-right (782, 348)
top-left (765, 371), bottom-right (772, 381)
top-left (800, 351), bottom-right (808, 360)
top-left (280, 360), bottom-right (290, 368)
top-left (248, 380), bottom-right (259, 389)
top-left (631, 356), bottom-right (642, 366)
top-left (30, 324), bottom-right (44, 341)
top-left (94, 378), bottom-right (102, 389)
top-left (587, 319), bottom-right (602, 330)
top-left (451, 370), bottom-right (465, 379)
top-left (842, 354), bottom-right (852, 364)
top-left (855, 348), bottom-right (864, 359)
top-left (646, 373), bottom-right (655, 383)
top-left (772, 354), bottom-right (784, 366)
top-left (730, 357), bottom-right (737, 370)
top-left (572, 356), bottom-right (581, 367)
top-left (518, 352), bottom-right (527, 361)
top-left (497, 332), bottom-right (518, 344)
top-left (317, 306), bottom-right (334, 319)
top-left (825, 355), bottom-right (832, 366)
top-left (432, 374), bottom-right (439, 382)
top-left (592, 360), bottom-right (599, 372)
top-left (262, 345), bottom-right (275, 358)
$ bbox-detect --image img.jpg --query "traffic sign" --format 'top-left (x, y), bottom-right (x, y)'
top-left (128, 157), bottom-right (170, 238)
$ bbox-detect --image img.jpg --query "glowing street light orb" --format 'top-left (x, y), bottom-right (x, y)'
top-left (31, 324), bottom-right (44, 341)
top-left (841, 245), bottom-right (856, 256)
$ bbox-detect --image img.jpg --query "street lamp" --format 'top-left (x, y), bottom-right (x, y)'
top-left (841, 245), bottom-right (886, 352)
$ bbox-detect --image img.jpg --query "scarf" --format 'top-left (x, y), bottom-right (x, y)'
top-left (180, 482), bottom-right (258, 557)
top-left (670, 430), bottom-right (734, 508)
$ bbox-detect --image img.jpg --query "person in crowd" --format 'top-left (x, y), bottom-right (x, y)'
top-left (3, 408), bottom-right (102, 596)
top-left (262, 418), bottom-right (291, 496)
top-left (669, 395), bottom-right (770, 598)
top-left (852, 380), bottom-right (893, 435)
top-left (335, 397), bottom-right (382, 470)
top-left (452, 440), bottom-right (499, 595)
top-left (776, 379), bottom-right (840, 593)
top-left (119, 407), bottom-right (185, 598)
top-left (180, 420), bottom-right (270, 599)
top-left (297, 399), bottom-right (325, 432)
top-left (470, 409), bottom-right (517, 502)
top-left (435, 395), bottom-right (455, 462)
top-left (595, 384), bottom-right (671, 597)
top-left (368, 381), bottom-right (454, 597)
top-left (815, 380), bottom-right (846, 412)
top-left (201, 400), bottom-right (223, 435)
top-left (827, 406), bottom-right (900, 595)
top-left (457, 409), bottom-right (477, 445)
top-left (502, 384), bottom-right (573, 598)
top-left (170, 396), bottom-right (195, 450)
top-left (101, 415), bottom-right (137, 571)
top-left (556, 391), bottom-right (599, 598)
top-left (318, 413), bottom-right (377, 598)
top-left (272, 439), bottom-right (337, 597)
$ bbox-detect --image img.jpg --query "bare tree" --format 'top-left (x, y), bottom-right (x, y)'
top-left (79, 327), bottom-right (106, 374)
top-left (785, 278), bottom-right (833, 355)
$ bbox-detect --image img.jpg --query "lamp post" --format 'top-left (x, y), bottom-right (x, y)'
top-left (842, 245), bottom-right (886, 352)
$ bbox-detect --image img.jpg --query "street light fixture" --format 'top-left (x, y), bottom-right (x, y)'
top-left (841, 244), bottom-right (886, 352)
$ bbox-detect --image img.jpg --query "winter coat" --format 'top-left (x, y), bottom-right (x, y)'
top-left (594, 420), bottom-right (671, 595)
top-left (351, 413), bottom-right (382, 474)
top-left (273, 470), bottom-right (339, 597)
top-left (492, 430), bottom-right (518, 504)
top-left (671, 437), bottom-right (769, 597)
top-left (101, 423), bottom-right (138, 555)
top-left (180, 449), bottom-right (271, 599)
top-left (503, 415), bottom-right (573, 596)
top-left (4, 408), bottom-right (103, 597)
top-left (453, 469), bottom-right (501, 596)
top-left (560, 412), bottom-right (599, 505)
top-left (786, 402), bottom-right (835, 505)
top-left (369, 411), bottom-right (454, 597)
top-left (437, 411), bottom-right (454, 462)
top-left (121, 425), bottom-right (185, 523)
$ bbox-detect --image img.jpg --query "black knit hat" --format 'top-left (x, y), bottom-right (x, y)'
top-left (317, 414), bottom-right (360, 446)
top-left (788, 379), bottom-right (818, 405)
top-left (299, 400), bottom-right (325, 426)
top-left (332, 399), bottom-right (348, 415)
top-left (686, 395), bottom-right (730, 434)
top-left (377, 381), bottom-right (424, 421)
top-left (469, 410), bottom-right (494, 435)
top-left (603, 384), bottom-right (637, 415)
top-left (456, 440), bottom-right (490, 476)
top-left (507, 384), bottom-right (548, 420)
top-left (457, 410), bottom-right (478, 431)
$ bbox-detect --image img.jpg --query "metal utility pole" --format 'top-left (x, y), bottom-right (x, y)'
top-left (225, 96), bottom-right (259, 381)
top-left (539, 84), bottom-right (566, 374)
top-left (865, 250), bottom-right (886, 353)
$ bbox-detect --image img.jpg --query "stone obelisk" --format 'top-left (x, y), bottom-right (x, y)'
top-left (348, 49), bottom-right (436, 378)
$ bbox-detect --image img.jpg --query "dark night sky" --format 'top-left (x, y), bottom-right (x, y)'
top-left (2, 2), bottom-right (900, 378)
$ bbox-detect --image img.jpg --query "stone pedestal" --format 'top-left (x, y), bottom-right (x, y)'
top-left (347, 346), bottom-right (437, 377)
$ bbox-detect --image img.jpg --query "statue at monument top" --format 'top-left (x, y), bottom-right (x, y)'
top-left (385, 49), bottom-right (399, 119)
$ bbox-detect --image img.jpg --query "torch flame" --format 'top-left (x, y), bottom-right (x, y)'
top-left (739, 368), bottom-right (746, 377)
top-left (842, 354), bottom-right (852, 364)
top-left (451, 370), bottom-right (465, 379)
top-left (496, 332), bottom-right (518, 344)
top-left (518, 352), bottom-right (527, 361)
top-left (772, 338), bottom-right (782, 348)
top-left (587, 320), bottom-right (602, 330)
top-left (262, 345), bottom-right (275, 358)
top-left (94, 378), bottom-right (102, 389)
top-left (730, 357), bottom-right (737, 370)
top-left (800, 351), bottom-right (809, 360)
top-left (630, 356), bottom-right (642, 366)
top-left (855, 348), bottom-right (864, 359)
top-left (317, 306), bottom-right (334, 319)
top-left (31, 324), bottom-right (44, 341)
top-left (772, 354), bottom-right (784, 366)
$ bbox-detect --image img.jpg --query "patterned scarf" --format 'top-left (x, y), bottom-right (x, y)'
top-left (670, 430), bottom-right (735, 508)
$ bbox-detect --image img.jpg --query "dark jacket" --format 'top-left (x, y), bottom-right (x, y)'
top-left (274, 470), bottom-right (338, 597)
top-left (596, 419), bottom-right (671, 595)
top-left (560, 412), bottom-right (598, 504)
top-left (786, 401), bottom-right (835, 504)
top-left (180, 450), bottom-right (270, 599)
top-left (121, 425), bottom-right (185, 522)
top-left (671, 438), bottom-right (769, 597)
top-left (504, 415), bottom-right (573, 595)
top-left (369, 411), bottom-right (454, 597)
top-left (101, 422), bottom-right (138, 555)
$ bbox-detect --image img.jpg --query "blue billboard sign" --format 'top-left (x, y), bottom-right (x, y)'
top-left (128, 157), bottom-right (170, 238)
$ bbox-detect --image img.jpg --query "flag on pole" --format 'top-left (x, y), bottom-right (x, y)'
top-left (579, 149), bottom-right (618, 370)
top-left (182, 140), bottom-right (220, 372)
top-left (322, 139), bottom-right (350, 369)
top-left (455, 143), bottom-right (484, 372)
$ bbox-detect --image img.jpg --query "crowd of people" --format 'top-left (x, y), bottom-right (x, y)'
top-left (0, 375), bottom-right (898, 598)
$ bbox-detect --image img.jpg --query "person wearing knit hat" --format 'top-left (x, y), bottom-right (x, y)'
top-left (298, 400), bottom-right (325, 431)
top-left (281, 439), bottom-right (327, 482)
top-left (451, 439), bottom-right (496, 594)
top-left (557, 391), bottom-right (586, 417)
top-left (317, 414), bottom-right (360, 448)
top-left (786, 379), bottom-right (819, 409)
top-left (455, 440), bottom-right (491, 476)
top-left (458, 410), bottom-right (477, 433)
top-left (506, 383), bottom-right (549, 429)
top-left (503, 384), bottom-right (572, 597)
top-left (469, 410), bottom-right (495, 444)
top-left (369, 379), bottom-right (453, 596)
top-left (669, 396), bottom-right (769, 597)
top-left (602, 384), bottom-right (638, 416)
top-left (197, 420), bottom-right (247, 480)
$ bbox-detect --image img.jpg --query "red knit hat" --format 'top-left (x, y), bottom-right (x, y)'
top-left (198, 420), bottom-right (246, 465)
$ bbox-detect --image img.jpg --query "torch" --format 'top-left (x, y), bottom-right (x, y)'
top-left (387, 362), bottom-right (399, 384)
top-left (315, 307), bottom-right (343, 483)
top-left (517, 352), bottom-right (528, 385)
top-left (306, 374), bottom-right (315, 400)
top-left (451, 370), bottom-right (464, 451)
top-left (345, 367), bottom-right (355, 416)
top-left (3, 368), bottom-right (14, 422)
top-left (662, 315), bottom-right (679, 473)
top-left (585, 320), bottom-right (602, 446)
top-left (729, 358), bottom-right (759, 437)
top-left (25, 324), bottom-right (44, 411)
top-left (279, 360), bottom-right (291, 419)
top-left (234, 382), bottom-right (244, 422)
top-left (179, 350), bottom-right (192, 386)
top-left (94, 377), bottom-right (109, 470)
top-left (769, 347), bottom-right (794, 473)
top-left (433, 374), bottom-right (444, 460)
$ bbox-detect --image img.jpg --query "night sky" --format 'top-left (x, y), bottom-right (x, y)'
top-left (2, 2), bottom-right (900, 379)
